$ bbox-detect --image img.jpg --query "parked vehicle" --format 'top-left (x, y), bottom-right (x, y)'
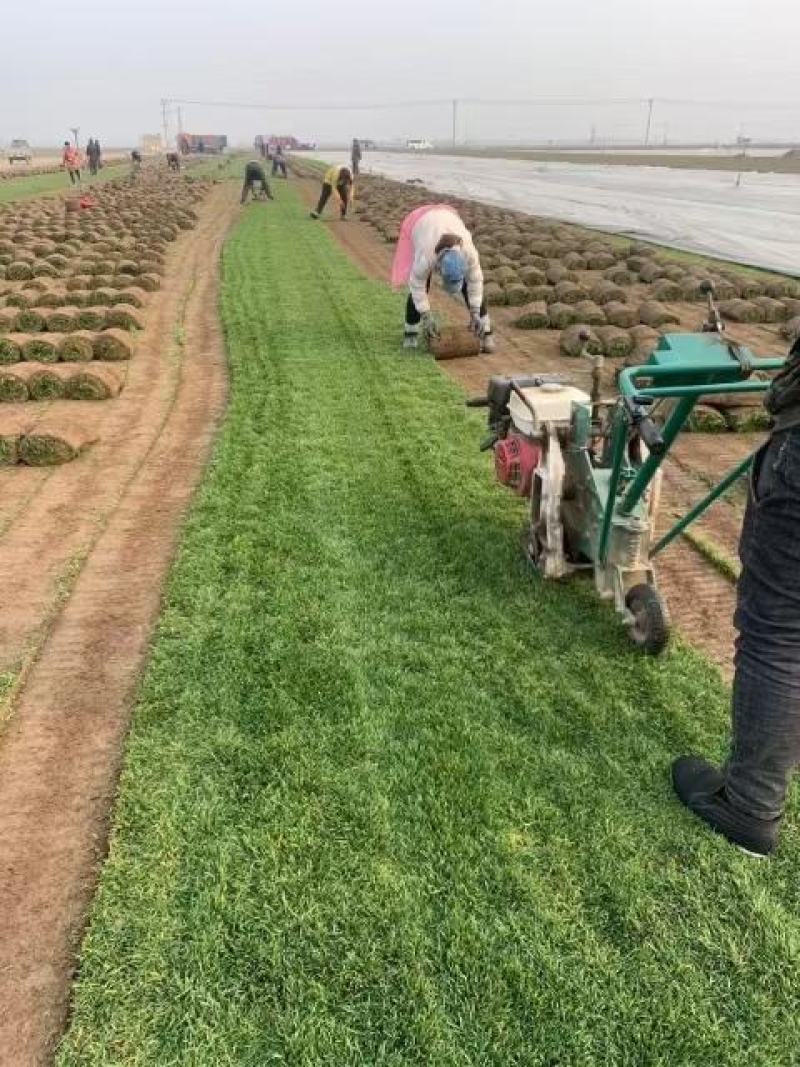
top-left (406, 138), bottom-right (433, 151)
top-left (7, 139), bottom-right (32, 164)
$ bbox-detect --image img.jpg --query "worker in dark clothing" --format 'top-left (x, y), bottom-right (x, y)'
top-left (166, 152), bottom-right (181, 172)
top-left (351, 138), bottom-right (362, 176)
top-left (86, 138), bottom-right (101, 176)
top-left (310, 165), bottom-right (353, 220)
top-left (673, 336), bottom-right (800, 856)
top-left (241, 159), bottom-right (274, 203)
top-left (271, 145), bottom-right (288, 179)
top-left (131, 149), bottom-right (142, 175)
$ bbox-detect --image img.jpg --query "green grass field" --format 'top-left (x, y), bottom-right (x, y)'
top-left (58, 186), bottom-right (800, 1066)
top-left (0, 163), bottom-right (131, 204)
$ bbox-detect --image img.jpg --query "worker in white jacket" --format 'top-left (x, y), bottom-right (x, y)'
top-left (393, 204), bottom-right (494, 352)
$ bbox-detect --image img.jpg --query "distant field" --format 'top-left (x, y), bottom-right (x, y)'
top-left (439, 147), bottom-right (800, 174)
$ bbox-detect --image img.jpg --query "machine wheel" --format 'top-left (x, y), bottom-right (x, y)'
top-left (625, 584), bottom-right (670, 655)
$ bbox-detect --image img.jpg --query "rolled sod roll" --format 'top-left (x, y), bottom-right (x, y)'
top-left (604, 302), bottom-right (639, 328)
top-left (590, 280), bottom-right (627, 306)
top-left (57, 331), bottom-right (95, 362)
top-left (26, 367), bottom-right (65, 400)
top-left (604, 265), bottom-right (635, 287)
top-left (731, 276), bottom-right (764, 300)
top-left (650, 279), bottom-right (683, 303)
top-left (0, 369), bottom-right (28, 402)
top-left (548, 302), bottom-right (580, 329)
top-left (89, 287), bottom-right (117, 307)
top-left (629, 325), bottom-right (662, 360)
top-left (596, 326), bottom-right (635, 359)
top-left (519, 266), bottom-right (546, 287)
top-left (512, 301), bottom-right (550, 330)
top-left (104, 304), bottom-right (143, 330)
top-left (65, 365), bottom-right (124, 400)
top-left (780, 316), bottom-right (800, 343)
top-left (91, 329), bottom-right (134, 361)
top-left (17, 418), bottom-right (97, 465)
top-left (14, 308), bottom-right (46, 333)
top-left (75, 307), bottom-right (108, 331)
top-left (45, 307), bottom-right (79, 333)
top-left (573, 300), bottom-right (607, 326)
top-left (114, 287), bottom-right (147, 308)
top-left (0, 307), bottom-right (17, 333)
top-left (752, 296), bottom-right (788, 322)
top-left (22, 335), bottom-right (59, 363)
top-left (554, 280), bottom-right (587, 306)
top-left (0, 335), bottom-right (23, 363)
top-left (718, 299), bottom-right (764, 324)
top-left (0, 434), bottom-right (19, 464)
top-left (504, 283), bottom-right (531, 307)
top-left (484, 282), bottom-right (507, 306)
top-left (585, 251), bottom-right (617, 270)
top-left (638, 301), bottom-right (680, 328)
top-left (560, 324), bottom-right (601, 357)
top-left (4, 291), bottom-right (31, 309)
top-left (765, 278), bottom-right (798, 299)
top-left (6, 262), bottom-right (33, 280)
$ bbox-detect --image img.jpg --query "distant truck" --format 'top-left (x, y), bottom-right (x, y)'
top-left (7, 139), bottom-right (32, 164)
top-left (406, 138), bottom-right (433, 151)
top-left (177, 134), bottom-right (228, 155)
top-left (254, 135), bottom-right (314, 155)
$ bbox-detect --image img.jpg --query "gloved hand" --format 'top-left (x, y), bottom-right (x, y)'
top-left (421, 311), bottom-right (439, 340)
top-left (469, 310), bottom-right (482, 335)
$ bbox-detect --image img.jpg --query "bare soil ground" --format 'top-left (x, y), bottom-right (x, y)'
top-left (0, 182), bottom-right (237, 1065)
top-left (299, 177), bottom-right (766, 678)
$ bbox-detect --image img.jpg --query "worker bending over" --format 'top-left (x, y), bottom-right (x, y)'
top-left (393, 203), bottom-right (494, 352)
top-left (310, 165), bottom-right (353, 220)
top-left (271, 145), bottom-right (288, 179)
top-left (241, 160), bottom-right (274, 204)
top-left (673, 335), bottom-right (800, 856)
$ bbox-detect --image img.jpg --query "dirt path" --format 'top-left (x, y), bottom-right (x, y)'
top-left (0, 183), bottom-right (237, 1065)
top-left (301, 177), bottom-right (757, 677)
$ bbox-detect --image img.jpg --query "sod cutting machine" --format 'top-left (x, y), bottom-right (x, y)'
top-left (469, 285), bottom-right (786, 653)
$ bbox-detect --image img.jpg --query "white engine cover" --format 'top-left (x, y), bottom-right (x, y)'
top-left (509, 383), bottom-right (591, 438)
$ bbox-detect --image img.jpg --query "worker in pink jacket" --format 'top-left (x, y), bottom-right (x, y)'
top-left (62, 142), bottom-right (82, 184)
top-left (393, 204), bottom-right (494, 352)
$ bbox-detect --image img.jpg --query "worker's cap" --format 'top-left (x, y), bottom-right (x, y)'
top-left (438, 248), bottom-right (467, 293)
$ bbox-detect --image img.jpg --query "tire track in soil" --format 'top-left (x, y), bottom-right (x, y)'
top-left (0, 183), bottom-right (237, 1065)
top-left (309, 178), bottom-right (764, 677)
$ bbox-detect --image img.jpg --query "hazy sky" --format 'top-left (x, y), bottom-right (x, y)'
top-left (4, 0), bottom-right (800, 147)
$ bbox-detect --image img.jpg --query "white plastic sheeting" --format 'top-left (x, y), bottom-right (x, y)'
top-left (328, 152), bottom-right (800, 276)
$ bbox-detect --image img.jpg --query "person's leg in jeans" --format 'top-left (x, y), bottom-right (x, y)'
top-left (311, 182), bottom-right (333, 218)
top-left (673, 429), bottom-right (800, 854)
top-left (337, 182), bottom-right (351, 218)
top-left (727, 431), bottom-right (800, 817)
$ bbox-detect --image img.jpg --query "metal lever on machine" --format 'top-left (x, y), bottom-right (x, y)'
top-left (625, 395), bottom-right (666, 457)
top-left (465, 395), bottom-right (489, 408)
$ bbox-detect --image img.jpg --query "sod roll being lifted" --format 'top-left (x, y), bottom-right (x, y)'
top-left (17, 417), bottom-right (97, 465)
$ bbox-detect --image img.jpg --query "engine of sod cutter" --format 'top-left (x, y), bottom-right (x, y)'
top-left (468, 288), bottom-right (786, 655)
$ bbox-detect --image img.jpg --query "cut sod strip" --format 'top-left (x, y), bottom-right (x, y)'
top-left (60, 188), bottom-right (800, 1066)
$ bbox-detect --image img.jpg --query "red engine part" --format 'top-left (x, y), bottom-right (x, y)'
top-left (494, 433), bottom-right (542, 497)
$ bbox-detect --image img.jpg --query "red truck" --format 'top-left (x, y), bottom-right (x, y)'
top-left (178, 134), bottom-right (228, 155)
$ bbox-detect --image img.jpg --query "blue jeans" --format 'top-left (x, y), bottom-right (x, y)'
top-left (725, 429), bottom-right (800, 819)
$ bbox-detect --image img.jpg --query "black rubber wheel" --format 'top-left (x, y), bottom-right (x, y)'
top-left (625, 583), bottom-right (670, 655)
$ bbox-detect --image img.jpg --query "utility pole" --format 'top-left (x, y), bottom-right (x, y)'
top-left (161, 98), bottom-right (169, 150)
top-left (177, 106), bottom-right (184, 136)
top-left (452, 99), bottom-right (458, 148)
top-left (644, 97), bottom-right (654, 147)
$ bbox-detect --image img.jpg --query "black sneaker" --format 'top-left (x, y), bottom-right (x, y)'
top-left (672, 755), bottom-right (781, 857)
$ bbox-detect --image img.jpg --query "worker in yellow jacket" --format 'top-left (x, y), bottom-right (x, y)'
top-left (310, 165), bottom-right (353, 220)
